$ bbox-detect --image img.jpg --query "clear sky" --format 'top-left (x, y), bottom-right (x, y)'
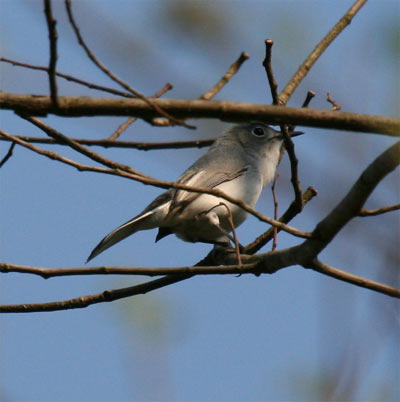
top-left (1, 1), bottom-right (399, 401)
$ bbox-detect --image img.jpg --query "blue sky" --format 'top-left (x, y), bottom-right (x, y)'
top-left (1, 1), bottom-right (399, 401)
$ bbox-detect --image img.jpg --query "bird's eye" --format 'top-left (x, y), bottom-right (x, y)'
top-left (252, 127), bottom-right (265, 137)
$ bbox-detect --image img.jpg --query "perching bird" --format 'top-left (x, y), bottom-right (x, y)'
top-left (87, 122), bottom-right (300, 262)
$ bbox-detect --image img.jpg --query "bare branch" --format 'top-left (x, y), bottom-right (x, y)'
top-left (2, 244), bottom-right (399, 313)
top-left (327, 92), bottom-right (342, 111)
top-left (64, 0), bottom-right (192, 128)
top-left (305, 141), bottom-right (400, 255)
top-left (261, 39), bottom-right (304, 208)
top-left (281, 124), bottom-right (303, 209)
top-left (279, 0), bottom-right (368, 105)
top-left (0, 135), bottom-right (214, 151)
top-left (302, 91), bottom-right (316, 108)
top-left (0, 274), bottom-right (193, 313)
top-left (200, 51), bottom-right (250, 100)
top-left (107, 83), bottom-right (173, 140)
top-left (309, 259), bottom-right (400, 299)
top-left (245, 186), bottom-right (318, 254)
top-left (107, 117), bottom-right (137, 141)
top-left (262, 39), bottom-right (279, 105)
top-left (0, 142), bottom-right (16, 168)
top-left (0, 261), bottom-right (259, 279)
top-left (2, 93), bottom-right (399, 136)
top-left (18, 115), bottom-right (148, 178)
top-left (271, 175), bottom-right (279, 251)
top-left (0, 57), bottom-right (142, 98)
top-left (358, 204), bottom-right (400, 216)
top-left (43, 0), bottom-right (59, 107)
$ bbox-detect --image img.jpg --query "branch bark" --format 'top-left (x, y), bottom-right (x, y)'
top-left (1, 93), bottom-right (399, 136)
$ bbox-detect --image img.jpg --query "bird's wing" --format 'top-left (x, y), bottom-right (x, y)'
top-left (169, 166), bottom-right (249, 215)
top-left (87, 191), bottom-right (172, 262)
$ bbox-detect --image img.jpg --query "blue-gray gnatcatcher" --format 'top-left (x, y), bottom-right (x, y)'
top-left (87, 122), bottom-right (300, 262)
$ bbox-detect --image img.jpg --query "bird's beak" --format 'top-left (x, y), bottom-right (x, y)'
top-left (290, 131), bottom-right (304, 138)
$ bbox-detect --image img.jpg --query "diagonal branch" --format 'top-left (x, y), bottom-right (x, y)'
top-left (200, 51), bottom-right (250, 100)
top-left (0, 142), bottom-right (16, 168)
top-left (309, 259), bottom-right (400, 299)
top-left (279, 0), bottom-right (368, 105)
top-left (18, 115), bottom-right (147, 178)
top-left (64, 0), bottom-right (192, 128)
top-left (0, 57), bottom-right (143, 98)
top-left (245, 186), bottom-right (318, 254)
top-left (304, 141), bottom-right (400, 255)
top-left (107, 83), bottom-right (173, 140)
top-left (358, 204), bottom-right (400, 216)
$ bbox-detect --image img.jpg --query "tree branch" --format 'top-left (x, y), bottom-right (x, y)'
top-left (279, 0), bottom-right (368, 105)
top-left (0, 135), bottom-right (214, 150)
top-left (64, 0), bottom-right (192, 128)
top-left (43, 0), bottom-right (59, 107)
top-left (304, 141), bottom-right (400, 255)
top-left (309, 259), bottom-right (400, 299)
top-left (245, 186), bottom-right (318, 254)
top-left (0, 142), bottom-right (16, 168)
top-left (200, 51), bottom-right (250, 100)
top-left (358, 204), bottom-right (400, 216)
top-left (0, 57), bottom-right (143, 98)
top-left (2, 93), bottom-right (398, 136)
top-left (107, 83), bottom-right (173, 140)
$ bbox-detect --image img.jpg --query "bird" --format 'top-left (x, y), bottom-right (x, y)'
top-left (87, 122), bottom-right (300, 262)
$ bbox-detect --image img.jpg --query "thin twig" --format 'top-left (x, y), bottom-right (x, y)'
top-left (200, 51), bottom-right (250, 100)
top-left (0, 57), bottom-right (142, 98)
top-left (43, 0), bottom-right (59, 107)
top-left (107, 83), bottom-right (173, 140)
top-left (327, 92), bottom-right (341, 111)
top-left (281, 124), bottom-right (303, 210)
top-left (358, 204), bottom-right (400, 216)
top-left (287, 90), bottom-right (315, 132)
top-left (271, 175), bottom-right (279, 251)
top-left (64, 0), bottom-right (192, 128)
top-left (18, 115), bottom-right (147, 178)
top-left (218, 202), bottom-right (242, 266)
top-left (302, 91), bottom-right (316, 108)
top-left (262, 39), bottom-right (303, 209)
top-left (245, 186), bottom-right (317, 254)
top-left (107, 117), bottom-right (138, 141)
top-left (279, 0), bottom-right (368, 105)
top-left (262, 39), bottom-right (279, 105)
top-left (0, 129), bottom-right (311, 239)
top-left (0, 142), bottom-right (16, 168)
top-left (309, 259), bottom-right (400, 299)
top-left (0, 135), bottom-right (214, 150)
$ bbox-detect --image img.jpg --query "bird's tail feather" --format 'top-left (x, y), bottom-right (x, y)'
top-left (86, 210), bottom-right (154, 262)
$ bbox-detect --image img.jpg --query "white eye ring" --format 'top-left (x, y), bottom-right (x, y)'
top-left (252, 127), bottom-right (265, 137)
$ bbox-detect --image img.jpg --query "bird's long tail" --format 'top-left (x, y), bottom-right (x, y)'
top-left (86, 210), bottom-right (154, 262)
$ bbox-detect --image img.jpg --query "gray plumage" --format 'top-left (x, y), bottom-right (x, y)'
top-left (87, 122), bottom-right (286, 262)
